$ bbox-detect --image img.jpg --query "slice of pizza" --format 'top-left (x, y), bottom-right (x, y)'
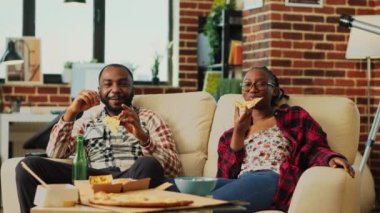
top-left (235, 97), bottom-right (263, 109)
top-left (89, 191), bottom-right (194, 207)
top-left (102, 116), bottom-right (120, 134)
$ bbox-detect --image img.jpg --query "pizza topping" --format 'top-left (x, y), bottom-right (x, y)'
top-left (102, 116), bottom-right (120, 134)
top-left (89, 175), bottom-right (113, 185)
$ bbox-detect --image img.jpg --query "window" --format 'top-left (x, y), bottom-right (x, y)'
top-left (0, 0), bottom-right (176, 84)
top-left (36, 0), bottom-right (93, 74)
top-left (0, 0), bottom-right (23, 79)
top-left (105, 0), bottom-right (170, 82)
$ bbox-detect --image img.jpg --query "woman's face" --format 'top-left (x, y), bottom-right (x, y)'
top-left (241, 69), bottom-right (276, 108)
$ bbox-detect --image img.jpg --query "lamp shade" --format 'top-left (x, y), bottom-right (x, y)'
top-left (0, 40), bottom-right (24, 65)
top-left (64, 0), bottom-right (86, 3)
top-left (346, 15), bottom-right (380, 59)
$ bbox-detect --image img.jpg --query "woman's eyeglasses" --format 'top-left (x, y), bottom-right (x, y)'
top-left (240, 81), bottom-right (275, 91)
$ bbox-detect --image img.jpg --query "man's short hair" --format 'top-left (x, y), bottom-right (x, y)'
top-left (98, 64), bottom-right (134, 82)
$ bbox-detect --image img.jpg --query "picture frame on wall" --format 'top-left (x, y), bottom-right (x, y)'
top-left (285, 0), bottom-right (323, 8)
top-left (5, 37), bottom-right (42, 84)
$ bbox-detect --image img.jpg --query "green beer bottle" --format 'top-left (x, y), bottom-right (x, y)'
top-left (72, 135), bottom-right (88, 181)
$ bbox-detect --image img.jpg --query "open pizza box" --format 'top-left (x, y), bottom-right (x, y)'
top-left (74, 177), bottom-right (151, 197)
top-left (74, 179), bottom-right (246, 212)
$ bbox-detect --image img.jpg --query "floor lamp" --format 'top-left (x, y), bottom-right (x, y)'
top-left (342, 15), bottom-right (380, 173)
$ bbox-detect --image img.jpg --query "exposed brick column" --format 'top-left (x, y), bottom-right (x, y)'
top-left (179, 0), bottom-right (213, 92)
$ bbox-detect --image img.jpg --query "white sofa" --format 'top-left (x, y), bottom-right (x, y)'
top-left (1, 92), bottom-right (375, 213)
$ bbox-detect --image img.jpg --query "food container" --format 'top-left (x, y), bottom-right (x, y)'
top-left (33, 184), bottom-right (79, 207)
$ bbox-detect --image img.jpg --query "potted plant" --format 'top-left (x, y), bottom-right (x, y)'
top-left (151, 53), bottom-right (161, 85)
top-left (63, 61), bottom-right (74, 83)
top-left (204, 0), bottom-right (234, 64)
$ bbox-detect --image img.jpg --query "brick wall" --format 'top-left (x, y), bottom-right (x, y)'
top-left (0, 84), bottom-right (188, 109)
top-left (179, 0), bottom-right (213, 89)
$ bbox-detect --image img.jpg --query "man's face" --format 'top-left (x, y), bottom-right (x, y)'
top-left (98, 66), bottom-right (134, 115)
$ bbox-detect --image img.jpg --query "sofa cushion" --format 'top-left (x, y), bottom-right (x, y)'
top-left (204, 94), bottom-right (360, 177)
top-left (133, 92), bottom-right (216, 176)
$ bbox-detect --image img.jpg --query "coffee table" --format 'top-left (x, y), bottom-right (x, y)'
top-left (31, 205), bottom-right (108, 213)
top-left (31, 204), bottom-right (246, 213)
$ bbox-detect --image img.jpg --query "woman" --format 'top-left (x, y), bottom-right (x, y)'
top-left (211, 67), bottom-right (355, 212)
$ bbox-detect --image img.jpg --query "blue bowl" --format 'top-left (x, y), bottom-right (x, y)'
top-left (174, 177), bottom-right (217, 196)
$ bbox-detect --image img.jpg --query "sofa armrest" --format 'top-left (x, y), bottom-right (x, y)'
top-left (288, 166), bottom-right (359, 213)
top-left (1, 157), bottom-right (24, 213)
top-left (1, 157), bottom-right (73, 213)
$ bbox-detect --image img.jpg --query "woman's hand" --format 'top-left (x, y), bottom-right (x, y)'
top-left (230, 106), bottom-right (253, 151)
top-left (328, 157), bottom-right (355, 178)
top-left (118, 104), bottom-right (149, 144)
top-left (234, 106), bottom-right (252, 134)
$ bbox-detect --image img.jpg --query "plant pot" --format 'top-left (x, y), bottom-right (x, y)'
top-left (152, 77), bottom-right (160, 85)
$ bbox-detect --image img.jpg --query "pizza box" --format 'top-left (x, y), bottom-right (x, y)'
top-left (91, 178), bottom-right (150, 193)
top-left (34, 184), bottom-right (79, 207)
top-left (74, 181), bottom-right (246, 212)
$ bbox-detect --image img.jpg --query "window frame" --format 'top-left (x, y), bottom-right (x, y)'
top-left (23, 0), bottom-right (174, 85)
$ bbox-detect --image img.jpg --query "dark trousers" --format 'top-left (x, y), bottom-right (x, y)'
top-left (16, 156), bottom-right (165, 213)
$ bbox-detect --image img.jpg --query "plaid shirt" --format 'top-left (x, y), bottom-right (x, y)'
top-left (217, 104), bottom-right (345, 211)
top-left (46, 105), bottom-right (182, 177)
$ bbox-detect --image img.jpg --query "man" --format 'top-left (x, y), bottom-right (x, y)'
top-left (16, 64), bottom-right (182, 213)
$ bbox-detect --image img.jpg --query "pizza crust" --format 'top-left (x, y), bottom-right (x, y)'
top-left (89, 191), bottom-right (193, 208)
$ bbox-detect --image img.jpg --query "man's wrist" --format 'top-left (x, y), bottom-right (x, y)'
top-left (63, 107), bottom-right (79, 122)
top-left (140, 137), bottom-right (151, 147)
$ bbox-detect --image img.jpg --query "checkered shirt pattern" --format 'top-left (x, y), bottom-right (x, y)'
top-left (217, 104), bottom-right (345, 211)
top-left (46, 105), bottom-right (182, 177)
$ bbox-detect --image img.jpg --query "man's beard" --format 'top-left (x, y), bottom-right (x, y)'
top-left (101, 96), bottom-right (133, 115)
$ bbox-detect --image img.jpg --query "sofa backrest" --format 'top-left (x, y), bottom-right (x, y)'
top-left (204, 94), bottom-right (360, 177)
top-left (133, 92), bottom-right (216, 176)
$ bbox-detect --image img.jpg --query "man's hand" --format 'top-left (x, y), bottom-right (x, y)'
top-left (118, 104), bottom-right (149, 144)
top-left (328, 157), bottom-right (355, 178)
top-left (63, 90), bottom-right (100, 121)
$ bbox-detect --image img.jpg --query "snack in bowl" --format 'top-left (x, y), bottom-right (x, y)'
top-left (102, 116), bottom-right (120, 134)
top-left (235, 97), bottom-right (263, 110)
top-left (89, 191), bottom-right (193, 207)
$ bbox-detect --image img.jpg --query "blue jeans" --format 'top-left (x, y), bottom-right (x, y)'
top-left (212, 170), bottom-right (279, 212)
top-left (167, 170), bottom-right (279, 212)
